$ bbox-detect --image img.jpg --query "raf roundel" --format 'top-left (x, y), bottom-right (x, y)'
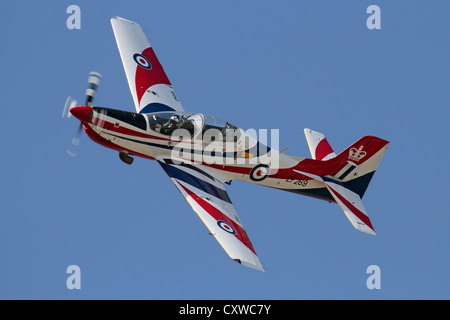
top-left (133, 53), bottom-right (152, 70)
top-left (249, 164), bottom-right (270, 182)
top-left (217, 220), bottom-right (236, 235)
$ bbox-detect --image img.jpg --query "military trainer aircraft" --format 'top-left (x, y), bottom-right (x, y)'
top-left (63, 17), bottom-right (389, 271)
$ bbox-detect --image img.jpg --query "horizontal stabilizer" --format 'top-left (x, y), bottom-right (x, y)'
top-left (324, 180), bottom-right (375, 235)
top-left (304, 128), bottom-right (336, 161)
top-left (293, 169), bottom-right (377, 235)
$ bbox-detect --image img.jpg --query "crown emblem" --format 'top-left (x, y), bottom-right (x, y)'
top-left (349, 146), bottom-right (367, 161)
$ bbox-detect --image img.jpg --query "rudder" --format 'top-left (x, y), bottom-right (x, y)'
top-left (330, 136), bottom-right (389, 198)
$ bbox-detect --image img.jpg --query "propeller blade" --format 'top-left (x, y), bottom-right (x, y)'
top-left (66, 123), bottom-right (83, 157)
top-left (85, 71), bottom-right (102, 106)
top-left (62, 96), bottom-right (77, 119)
top-left (64, 71), bottom-right (102, 157)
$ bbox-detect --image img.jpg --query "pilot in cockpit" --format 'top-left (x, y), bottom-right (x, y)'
top-left (161, 114), bottom-right (181, 135)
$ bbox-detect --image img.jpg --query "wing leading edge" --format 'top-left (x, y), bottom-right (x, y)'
top-left (158, 159), bottom-right (264, 271)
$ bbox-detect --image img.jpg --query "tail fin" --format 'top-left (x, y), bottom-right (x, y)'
top-left (295, 135), bottom-right (389, 235)
top-left (330, 135), bottom-right (389, 199)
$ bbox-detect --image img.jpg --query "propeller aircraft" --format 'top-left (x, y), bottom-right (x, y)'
top-left (64, 17), bottom-right (389, 271)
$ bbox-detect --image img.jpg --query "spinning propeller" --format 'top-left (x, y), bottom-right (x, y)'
top-left (63, 71), bottom-right (102, 157)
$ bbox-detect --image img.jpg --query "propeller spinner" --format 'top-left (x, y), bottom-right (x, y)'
top-left (63, 71), bottom-right (102, 157)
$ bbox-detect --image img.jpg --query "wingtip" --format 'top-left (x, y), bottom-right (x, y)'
top-left (354, 221), bottom-right (376, 235)
top-left (361, 227), bottom-right (377, 236)
top-left (234, 258), bottom-right (265, 272)
top-left (110, 16), bottom-right (138, 25)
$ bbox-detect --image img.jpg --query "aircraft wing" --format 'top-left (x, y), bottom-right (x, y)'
top-left (158, 159), bottom-right (264, 271)
top-left (111, 17), bottom-right (184, 113)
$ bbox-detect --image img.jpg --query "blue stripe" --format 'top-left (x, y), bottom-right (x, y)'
top-left (140, 103), bottom-right (175, 113)
top-left (323, 172), bottom-right (375, 199)
top-left (338, 165), bottom-right (356, 180)
top-left (281, 187), bottom-right (335, 203)
top-left (159, 162), bottom-right (232, 203)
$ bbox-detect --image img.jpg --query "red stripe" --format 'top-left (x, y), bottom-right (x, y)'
top-left (177, 182), bottom-right (256, 255)
top-left (204, 163), bottom-right (316, 181)
top-left (327, 185), bottom-right (374, 231)
top-left (83, 125), bottom-right (155, 160)
top-left (203, 163), bottom-right (252, 175)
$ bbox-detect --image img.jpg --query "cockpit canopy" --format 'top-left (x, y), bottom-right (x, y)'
top-left (147, 112), bottom-right (203, 137)
top-left (92, 108), bottom-right (241, 142)
top-left (145, 111), bottom-right (241, 142)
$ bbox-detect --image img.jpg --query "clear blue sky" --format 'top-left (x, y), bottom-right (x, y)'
top-left (1, 0), bottom-right (449, 299)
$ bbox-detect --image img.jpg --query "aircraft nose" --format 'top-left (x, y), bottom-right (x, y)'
top-left (70, 106), bottom-right (93, 123)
